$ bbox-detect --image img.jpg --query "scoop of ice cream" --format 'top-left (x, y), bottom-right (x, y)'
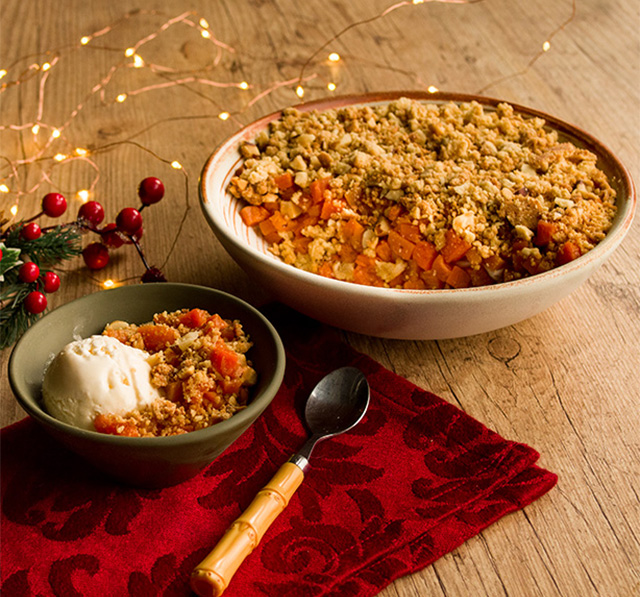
top-left (42, 335), bottom-right (161, 431)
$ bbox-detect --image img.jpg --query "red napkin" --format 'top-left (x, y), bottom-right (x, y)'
top-left (1, 306), bottom-right (556, 597)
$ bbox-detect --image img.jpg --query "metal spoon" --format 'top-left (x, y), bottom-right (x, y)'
top-left (191, 367), bottom-right (370, 597)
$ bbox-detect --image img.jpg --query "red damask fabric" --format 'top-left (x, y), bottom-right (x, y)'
top-left (1, 307), bottom-right (557, 597)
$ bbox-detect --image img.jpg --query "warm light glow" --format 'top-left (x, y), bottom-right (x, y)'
top-left (199, 18), bottom-right (209, 29)
top-left (413, 0), bottom-right (425, 4)
top-left (201, 30), bottom-right (211, 39)
top-left (132, 54), bottom-right (144, 68)
top-left (76, 189), bottom-right (90, 202)
top-left (42, 62), bottom-right (51, 71)
top-left (54, 153), bottom-right (67, 162)
top-left (239, 81), bottom-right (249, 90)
top-left (328, 52), bottom-right (341, 62)
top-left (31, 124), bottom-right (40, 135)
top-left (75, 147), bottom-right (89, 156)
top-left (124, 47), bottom-right (135, 57)
top-left (51, 129), bottom-right (61, 138)
top-left (327, 82), bottom-right (336, 91)
top-left (0, 184), bottom-right (9, 193)
top-left (116, 93), bottom-right (128, 102)
top-left (296, 85), bottom-right (304, 98)
top-left (543, 40), bottom-right (551, 51)
top-left (427, 85), bottom-right (439, 93)
top-left (171, 160), bottom-right (182, 169)
top-left (103, 279), bottom-right (115, 289)
top-left (218, 111), bottom-right (230, 120)
top-left (80, 36), bottom-right (90, 45)
top-left (0, 69), bottom-right (7, 79)
top-left (10, 204), bottom-right (18, 216)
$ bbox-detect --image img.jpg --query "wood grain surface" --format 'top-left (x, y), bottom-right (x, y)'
top-left (1, 1), bottom-right (638, 596)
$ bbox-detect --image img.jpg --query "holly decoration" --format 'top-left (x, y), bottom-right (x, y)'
top-left (1, 176), bottom-right (167, 349)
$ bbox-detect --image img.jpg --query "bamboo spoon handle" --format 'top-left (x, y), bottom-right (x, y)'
top-left (190, 461), bottom-right (305, 597)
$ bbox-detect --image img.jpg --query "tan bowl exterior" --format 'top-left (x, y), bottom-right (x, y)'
top-left (200, 91), bottom-right (636, 340)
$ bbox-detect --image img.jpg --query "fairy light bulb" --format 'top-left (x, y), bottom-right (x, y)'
top-left (543, 41), bottom-right (551, 51)
top-left (199, 18), bottom-right (209, 29)
top-left (75, 147), bottom-right (88, 156)
top-left (51, 128), bottom-right (61, 139)
top-left (10, 204), bottom-right (18, 216)
top-left (171, 161), bottom-right (182, 169)
top-left (427, 85), bottom-right (439, 93)
top-left (103, 279), bottom-right (115, 289)
top-left (41, 62), bottom-right (51, 71)
top-left (80, 36), bottom-right (90, 45)
top-left (239, 81), bottom-right (249, 90)
top-left (132, 54), bottom-right (144, 68)
top-left (218, 111), bottom-right (230, 120)
top-left (76, 189), bottom-right (90, 202)
top-left (328, 52), bottom-right (340, 62)
top-left (0, 69), bottom-right (7, 79)
top-left (31, 124), bottom-right (40, 135)
top-left (53, 153), bottom-right (67, 162)
top-left (0, 184), bottom-right (9, 193)
top-left (296, 85), bottom-right (304, 98)
top-left (201, 30), bottom-right (211, 39)
top-left (124, 47), bottom-right (135, 57)
top-left (116, 93), bottom-right (127, 103)
top-left (327, 82), bottom-right (336, 91)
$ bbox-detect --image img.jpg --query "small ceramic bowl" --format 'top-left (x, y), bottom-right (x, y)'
top-left (200, 91), bottom-right (636, 340)
top-left (8, 283), bottom-right (286, 488)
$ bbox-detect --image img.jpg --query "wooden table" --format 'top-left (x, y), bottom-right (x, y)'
top-left (2, 1), bottom-right (638, 595)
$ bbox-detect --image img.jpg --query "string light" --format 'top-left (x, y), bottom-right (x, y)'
top-left (0, 2), bottom-right (577, 290)
top-left (103, 279), bottom-right (115, 289)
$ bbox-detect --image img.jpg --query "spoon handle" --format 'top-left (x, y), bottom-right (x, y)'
top-left (190, 461), bottom-right (304, 597)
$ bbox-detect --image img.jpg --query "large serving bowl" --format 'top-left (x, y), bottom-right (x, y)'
top-left (200, 91), bottom-right (636, 340)
top-left (8, 283), bottom-right (286, 488)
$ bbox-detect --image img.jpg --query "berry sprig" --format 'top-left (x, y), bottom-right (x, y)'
top-left (0, 176), bottom-right (168, 349)
top-left (78, 177), bottom-right (166, 280)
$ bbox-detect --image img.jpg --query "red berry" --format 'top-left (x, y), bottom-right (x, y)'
top-left (82, 242), bottom-right (110, 270)
top-left (18, 262), bottom-right (40, 283)
top-left (78, 201), bottom-right (105, 226)
top-left (42, 192), bottom-right (67, 218)
top-left (138, 177), bottom-right (165, 206)
top-left (21, 222), bottom-right (42, 241)
top-left (101, 223), bottom-right (126, 248)
top-left (141, 267), bottom-right (167, 283)
top-left (24, 291), bottom-right (48, 314)
top-left (116, 207), bottom-right (143, 235)
top-left (43, 271), bottom-right (61, 293)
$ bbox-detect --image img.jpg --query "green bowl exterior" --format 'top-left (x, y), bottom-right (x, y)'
top-left (8, 283), bottom-right (286, 488)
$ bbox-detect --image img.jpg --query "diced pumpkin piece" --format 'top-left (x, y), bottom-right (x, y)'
top-left (446, 265), bottom-right (471, 289)
top-left (210, 344), bottom-right (243, 378)
top-left (240, 205), bottom-right (271, 227)
top-left (413, 240), bottom-right (438, 271)
top-left (258, 218), bottom-right (281, 244)
top-left (534, 220), bottom-right (556, 246)
top-left (420, 269), bottom-right (444, 289)
top-left (388, 230), bottom-right (416, 260)
top-left (432, 254), bottom-right (453, 282)
top-left (342, 218), bottom-right (365, 249)
top-left (310, 178), bottom-right (330, 203)
top-left (468, 266), bottom-right (493, 287)
top-left (397, 222), bottom-right (422, 244)
top-left (274, 172), bottom-right (294, 190)
top-left (376, 240), bottom-right (393, 262)
top-left (556, 241), bottom-right (581, 265)
top-left (178, 308), bottom-right (209, 328)
top-left (138, 324), bottom-right (179, 352)
top-left (441, 229), bottom-right (471, 263)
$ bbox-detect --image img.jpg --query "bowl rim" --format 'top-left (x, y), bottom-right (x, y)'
top-left (199, 90), bottom-right (636, 301)
top-left (8, 282), bottom-right (286, 446)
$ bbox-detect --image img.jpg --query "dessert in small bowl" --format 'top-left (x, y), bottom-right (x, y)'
top-left (8, 283), bottom-right (286, 488)
top-left (199, 91), bottom-right (635, 340)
